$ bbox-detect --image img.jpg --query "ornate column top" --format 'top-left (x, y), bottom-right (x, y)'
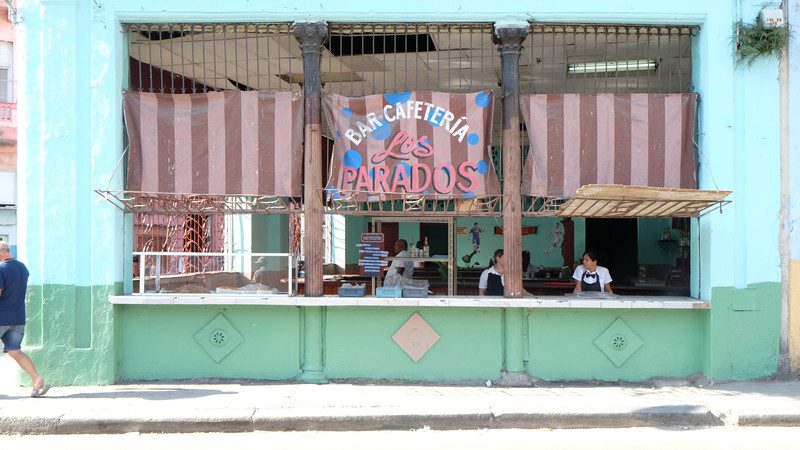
top-left (292, 21), bottom-right (328, 51)
top-left (494, 25), bottom-right (529, 55)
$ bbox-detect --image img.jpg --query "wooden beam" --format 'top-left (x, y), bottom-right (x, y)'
top-left (293, 22), bottom-right (328, 297)
top-left (496, 24), bottom-right (528, 298)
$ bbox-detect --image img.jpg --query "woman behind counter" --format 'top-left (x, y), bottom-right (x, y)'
top-left (572, 250), bottom-right (614, 294)
top-left (479, 249), bottom-right (505, 296)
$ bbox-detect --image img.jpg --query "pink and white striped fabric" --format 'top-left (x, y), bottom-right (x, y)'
top-left (323, 91), bottom-right (500, 201)
top-left (124, 91), bottom-right (304, 197)
top-left (520, 93), bottom-right (698, 198)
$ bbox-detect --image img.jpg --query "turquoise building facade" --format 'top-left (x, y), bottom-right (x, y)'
top-left (15, 0), bottom-right (785, 385)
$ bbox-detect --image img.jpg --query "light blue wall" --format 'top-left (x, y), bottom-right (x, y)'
top-left (789, 0), bottom-right (800, 260)
top-left (691, 1), bottom-right (782, 297)
top-left (15, 0), bottom-right (781, 300)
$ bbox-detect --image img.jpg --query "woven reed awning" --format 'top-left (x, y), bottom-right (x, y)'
top-left (555, 184), bottom-right (731, 218)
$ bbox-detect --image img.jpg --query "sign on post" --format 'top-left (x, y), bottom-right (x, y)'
top-left (358, 233), bottom-right (388, 277)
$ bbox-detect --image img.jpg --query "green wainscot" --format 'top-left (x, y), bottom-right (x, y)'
top-left (22, 284), bottom-right (117, 386)
top-left (116, 305), bottom-right (301, 381)
top-left (527, 309), bottom-right (705, 381)
top-left (325, 307), bottom-right (503, 381)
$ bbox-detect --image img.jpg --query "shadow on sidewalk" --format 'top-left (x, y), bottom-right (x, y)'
top-left (55, 387), bottom-right (234, 401)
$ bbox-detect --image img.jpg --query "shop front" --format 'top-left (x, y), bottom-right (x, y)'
top-left (16, 1), bottom-right (783, 385)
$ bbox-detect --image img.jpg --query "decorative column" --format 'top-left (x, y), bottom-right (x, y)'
top-left (496, 24), bottom-right (529, 382)
top-left (293, 22), bottom-right (328, 383)
top-left (293, 21), bottom-right (327, 297)
top-left (496, 24), bottom-right (527, 298)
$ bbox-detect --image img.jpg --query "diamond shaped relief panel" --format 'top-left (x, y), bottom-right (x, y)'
top-left (392, 312), bottom-right (440, 363)
top-left (593, 317), bottom-right (643, 368)
top-left (194, 313), bottom-right (244, 363)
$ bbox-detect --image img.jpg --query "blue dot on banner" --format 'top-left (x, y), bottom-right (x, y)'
top-left (369, 167), bottom-right (375, 179)
top-left (428, 115), bottom-right (442, 127)
top-left (467, 133), bottom-right (480, 145)
top-left (399, 162), bottom-right (412, 178)
top-left (342, 107), bottom-right (352, 118)
top-left (335, 131), bottom-right (341, 137)
top-left (384, 92), bottom-right (411, 105)
top-left (463, 191), bottom-right (475, 200)
top-left (343, 149), bottom-right (362, 168)
top-left (442, 166), bottom-right (451, 176)
top-left (476, 160), bottom-right (488, 175)
top-left (475, 92), bottom-right (490, 108)
top-left (371, 121), bottom-right (391, 141)
top-left (424, 190), bottom-right (430, 194)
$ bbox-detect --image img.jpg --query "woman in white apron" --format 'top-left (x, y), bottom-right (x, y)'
top-left (572, 250), bottom-right (613, 294)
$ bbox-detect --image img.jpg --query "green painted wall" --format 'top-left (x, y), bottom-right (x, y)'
top-left (116, 306), bottom-right (301, 381)
top-left (398, 222), bottom-right (419, 246)
top-left (528, 309), bottom-right (704, 381)
top-left (21, 285), bottom-right (117, 386)
top-left (638, 218), bottom-right (677, 266)
top-left (325, 307), bottom-right (503, 381)
top-left (573, 218), bottom-right (586, 265)
top-left (703, 282), bottom-right (781, 380)
top-left (453, 218), bottom-right (568, 269)
top-left (345, 216), bottom-right (368, 266)
top-left (252, 215), bottom-right (289, 270)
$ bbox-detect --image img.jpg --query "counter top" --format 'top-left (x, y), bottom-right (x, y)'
top-left (109, 294), bottom-right (710, 309)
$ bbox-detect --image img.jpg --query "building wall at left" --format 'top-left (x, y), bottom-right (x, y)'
top-left (16, 0), bottom-right (119, 385)
top-left (0, 6), bottom-right (17, 257)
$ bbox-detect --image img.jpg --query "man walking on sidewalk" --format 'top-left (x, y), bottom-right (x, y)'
top-left (0, 242), bottom-right (49, 397)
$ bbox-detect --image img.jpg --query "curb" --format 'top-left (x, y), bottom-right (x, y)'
top-left (738, 415), bottom-right (800, 427)
top-left (0, 410), bottom-right (726, 435)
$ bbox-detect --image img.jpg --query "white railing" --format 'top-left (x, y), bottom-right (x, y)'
top-left (133, 251), bottom-right (297, 296)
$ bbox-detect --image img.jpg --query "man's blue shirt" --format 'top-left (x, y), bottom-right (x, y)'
top-left (0, 259), bottom-right (29, 326)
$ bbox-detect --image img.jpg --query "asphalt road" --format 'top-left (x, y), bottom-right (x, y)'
top-left (2, 428), bottom-right (800, 450)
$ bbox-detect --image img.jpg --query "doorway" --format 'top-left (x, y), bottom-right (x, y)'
top-left (585, 218), bottom-right (638, 282)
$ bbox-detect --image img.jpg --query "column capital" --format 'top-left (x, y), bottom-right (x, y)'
top-left (494, 25), bottom-right (528, 55)
top-left (292, 21), bottom-right (329, 53)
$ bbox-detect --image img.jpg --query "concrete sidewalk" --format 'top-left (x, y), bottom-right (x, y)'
top-left (1, 377), bottom-right (800, 435)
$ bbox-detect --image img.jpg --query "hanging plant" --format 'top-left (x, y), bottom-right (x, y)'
top-left (733, 18), bottom-right (790, 65)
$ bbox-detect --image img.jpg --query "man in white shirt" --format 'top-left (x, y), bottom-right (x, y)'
top-left (384, 240), bottom-right (414, 286)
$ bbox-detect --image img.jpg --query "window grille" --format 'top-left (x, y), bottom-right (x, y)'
top-left (525, 24), bottom-right (698, 94)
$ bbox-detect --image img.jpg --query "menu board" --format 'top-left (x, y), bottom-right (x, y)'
top-left (358, 233), bottom-right (388, 276)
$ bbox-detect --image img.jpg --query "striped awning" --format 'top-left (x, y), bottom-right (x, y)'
top-left (123, 90), bottom-right (303, 198)
top-left (556, 184), bottom-right (731, 218)
top-left (323, 91), bottom-right (500, 201)
top-left (521, 93), bottom-right (698, 198)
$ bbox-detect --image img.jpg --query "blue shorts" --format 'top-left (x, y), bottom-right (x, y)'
top-left (0, 325), bottom-right (24, 352)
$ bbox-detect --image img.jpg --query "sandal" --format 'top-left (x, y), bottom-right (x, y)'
top-left (30, 384), bottom-right (51, 398)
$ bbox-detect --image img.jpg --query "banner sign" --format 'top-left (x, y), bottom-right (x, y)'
top-left (323, 91), bottom-right (500, 201)
top-left (359, 233), bottom-right (386, 277)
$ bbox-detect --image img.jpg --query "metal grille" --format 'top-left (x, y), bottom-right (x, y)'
top-left (322, 23), bottom-right (499, 96)
top-left (124, 23), bottom-right (302, 289)
top-left (525, 24), bottom-right (697, 94)
top-left (126, 23), bottom-right (299, 93)
top-left (122, 21), bottom-right (699, 224)
top-left (133, 212), bottom-right (225, 276)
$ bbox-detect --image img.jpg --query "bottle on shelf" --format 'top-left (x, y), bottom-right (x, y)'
top-left (423, 237), bottom-right (430, 258)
